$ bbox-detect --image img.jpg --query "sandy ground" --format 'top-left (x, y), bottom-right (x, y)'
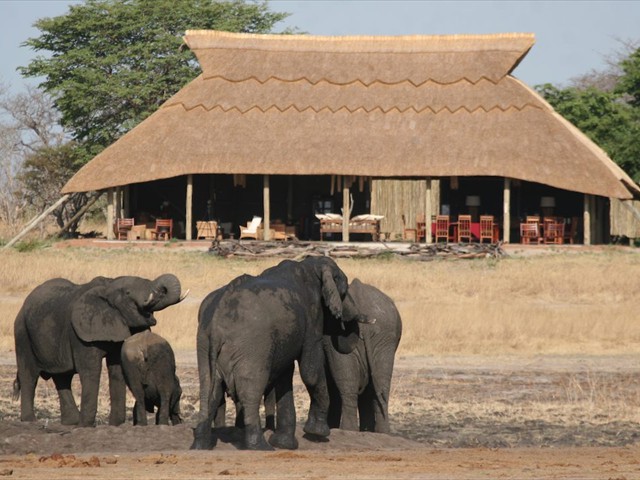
top-left (1, 353), bottom-right (639, 479)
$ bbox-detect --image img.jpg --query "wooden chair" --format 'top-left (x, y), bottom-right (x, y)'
top-left (520, 222), bottom-right (541, 244)
top-left (152, 219), bottom-right (173, 241)
top-left (543, 221), bottom-right (565, 244)
top-left (196, 220), bottom-right (218, 240)
top-left (457, 214), bottom-right (472, 243)
top-left (479, 215), bottom-right (495, 243)
top-left (434, 215), bottom-right (450, 243)
top-left (416, 214), bottom-right (426, 242)
top-left (239, 216), bottom-right (262, 240)
top-left (402, 214), bottom-right (417, 242)
top-left (115, 218), bottom-right (134, 240)
top-left (524, 216), bottom-right (542, 243)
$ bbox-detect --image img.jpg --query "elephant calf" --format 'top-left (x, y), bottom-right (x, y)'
top-left (324, 279), bottom-right (402, 433)
top-left (121, 330), bottom-right (182, 426)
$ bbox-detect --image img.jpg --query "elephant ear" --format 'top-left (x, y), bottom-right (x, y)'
top-left (71, 286), bottom-right (132, 343)
top-left (320, 265), bottom-right (343, 319)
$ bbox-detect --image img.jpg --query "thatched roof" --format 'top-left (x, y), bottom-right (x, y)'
top-left (62, 30), bottom-right (639, 199)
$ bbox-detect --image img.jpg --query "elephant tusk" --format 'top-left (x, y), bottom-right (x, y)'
top-left (358, 315), bottom-right (376, 325)
top-left (179, 289), bottom-right (190, 302)
top-left (143, 292), bottom-right (154, 307)
top-left (340, 321), bottom-right (346, 331)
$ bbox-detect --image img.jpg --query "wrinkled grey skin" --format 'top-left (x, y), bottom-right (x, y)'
top-left (324, 279), bottom-right (402, 433)
top-left (121, 330), bottom-right (182, 426)
top-left (13, 274), bottom-right (182, 427)
top-left (192, 257), bottom-right (368, 451)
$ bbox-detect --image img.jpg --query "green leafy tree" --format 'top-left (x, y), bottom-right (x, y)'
top-left (20, 0), bottom-right (289, 159)
top-left (617, 47), bottom-right (640, 107)
top-left (536, 46), bottom-right (640, 183)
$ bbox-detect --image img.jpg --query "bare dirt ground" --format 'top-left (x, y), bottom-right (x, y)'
top-left (1, 352), bottom-right (639, 479)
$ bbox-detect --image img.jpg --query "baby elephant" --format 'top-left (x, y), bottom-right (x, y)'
top-left (121, 330), bottom-right (182, 426)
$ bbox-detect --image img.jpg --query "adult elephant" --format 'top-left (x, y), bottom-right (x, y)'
top-left (324, 279), bottom-right (402, 433)
top-left (13, 274), bottom-right (184, 427)
top-left (192, 257), bottom-right (369, 451)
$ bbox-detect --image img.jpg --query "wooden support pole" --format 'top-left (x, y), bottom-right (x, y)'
top-left (342, 177), bottom-right (350, 242)
top-left (583, 194), bottom-right (592, 245)
top-left (186, 174), bottom-right (193, 241)
top-left (4, 194), bottom-right (71, 249)
top-left (58, 191), bottom-right (104, 235)
top-left (425, 177), bottom-right (432, 244)
top-left (503, 178), bottom-right (511, 244)
top-left (263, 175), bottom-right (271, 241)
top-left (107, 188), bottom-right (115, 240)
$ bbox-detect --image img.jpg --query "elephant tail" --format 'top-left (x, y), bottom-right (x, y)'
top-left (12, 375), bottom-right (20, 401)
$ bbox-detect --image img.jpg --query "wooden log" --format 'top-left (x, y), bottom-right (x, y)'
top-left (58, 191), bottom-right (104, 235)
top-left (4, 194), bottom-right (71, 249)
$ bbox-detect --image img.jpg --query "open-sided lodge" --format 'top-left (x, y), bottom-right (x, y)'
top-left (61, 31), bottom-right (640, 244)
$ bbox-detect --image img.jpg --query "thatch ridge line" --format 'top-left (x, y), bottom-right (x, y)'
top-left (184, 30), bottom-right (535, 53)
top-left (197, 74), bottom-right (503, 88)
top-left (165, 102), bottom-right (544, 115)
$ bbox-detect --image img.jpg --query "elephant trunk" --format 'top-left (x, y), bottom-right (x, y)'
top-left (147, 274), bottom-right (182, 311)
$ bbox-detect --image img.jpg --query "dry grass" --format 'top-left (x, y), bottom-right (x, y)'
top-left (1, 245), bottom-right (640, 355)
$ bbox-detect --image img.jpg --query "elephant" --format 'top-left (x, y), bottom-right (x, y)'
top-left (13, 274), bottom-right (184, 427)
top-left (121, 330), bottom-right (182, 426)
top-left (324, 279), bottom-right (402, 433)
top-left (192, 257), bottom-right (370, 451)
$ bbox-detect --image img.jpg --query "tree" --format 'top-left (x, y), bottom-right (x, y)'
top-left (536, 43), bottom-right (640, 183)
top-left (19, 0), bottom-right (289, 160)
top-left (19, 143), bottom-right (88, 230)
top-left (0, 85), bottom-right (76, 230)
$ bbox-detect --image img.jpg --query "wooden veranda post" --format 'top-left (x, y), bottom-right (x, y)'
top-left (583, 194), bottom-right (592, 245)
top-left (107, 188), bottom-right (115, 240)
top-left (503, 178), bottom-right (511, 243)
top-left (425, 178), bottom-right (432, 244)
top-left (186, 174), bottom-right (193, 241)
top-left (342, 177), bottom-right (350, 242)
top-left (263, 175), bottom-right (271, 241)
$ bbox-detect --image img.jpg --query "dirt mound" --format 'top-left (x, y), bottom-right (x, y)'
top-left (1, 421), bottom-right (420, 456)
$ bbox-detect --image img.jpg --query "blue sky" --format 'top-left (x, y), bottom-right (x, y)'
top-left (2, 0), bottom-right (639, 94)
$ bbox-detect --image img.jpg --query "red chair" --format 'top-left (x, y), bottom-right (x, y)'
top-left (543, 221), bottom-right (565, 244)
top-left (479, 215), bottom-right (495, 243)
top-left (115, 218), bottom-right (134, 240)
top-left (434, 215), bottom-right (450, 243)
top-left (457, 214), bottom-right (472, 243)
top-left (520, 222), bottom-right (541, 244)
top-left (152, 219), bottom-right (173, 241)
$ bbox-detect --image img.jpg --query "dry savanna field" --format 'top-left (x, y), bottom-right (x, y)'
top-left (1, 242), bottom-right (640, 478)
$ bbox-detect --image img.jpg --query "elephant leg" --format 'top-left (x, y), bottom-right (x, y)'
top-left (263, 387), bottom-right (276, 432)
top-left (236, 376), bottom-right (272, 450)
top-left (340, 388), bottom-right (360, 431)
top-left (106, 352), bottom-right (126, 426)
top-left (77, 366), bottom-right (101, 427)
top-left (268, 365), bottom-right (298, 450)
top-left (369, 350), bottom-right (394, 434)
top-left (129, 383), bottom-right (148, 426)
top-left (15, 364), bottom-right (39, 423)
top-left (358, 383), bottom-right (377, 432)
top-left (233, 399), bottom-right (244, 428)
top-left (157, 391), bottom-right (171, 426)
top-left (192, 374), bottom-right (225, 450)
top-left (299, 350), bottom-right (330, 438)
top-left (326, 373), bottom-right (342, 429)
top-left (52, 373), bottom-right (80, 425)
